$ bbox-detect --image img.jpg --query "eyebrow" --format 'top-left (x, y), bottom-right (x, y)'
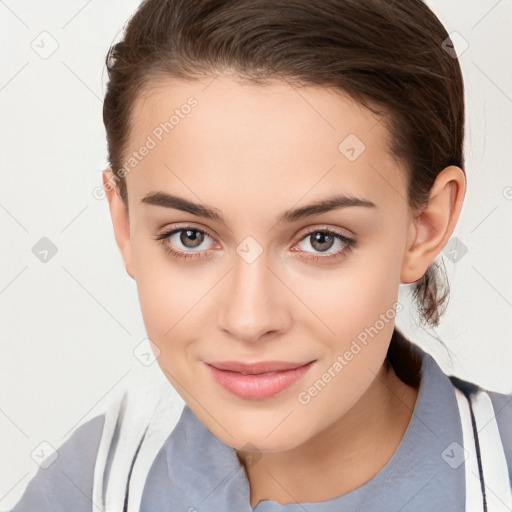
top-left (141, 191), bottom-right (376, 225)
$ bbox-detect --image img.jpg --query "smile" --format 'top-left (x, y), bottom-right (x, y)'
top-left (204, 360), bottom-right (316, 400)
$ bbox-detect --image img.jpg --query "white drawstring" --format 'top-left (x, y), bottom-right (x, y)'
top-left (454, 386), bottom-right (485, 511)
top-left (91, 370), bottom-right (183, 512)
top-left (454, 387), bottom-right (512, 512)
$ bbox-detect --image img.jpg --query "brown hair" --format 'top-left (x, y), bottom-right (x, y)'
top-left (102, 0), bottom-right (465, 385)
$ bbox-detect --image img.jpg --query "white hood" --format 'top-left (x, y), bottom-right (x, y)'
top-left (92, 369), bottom-right (184, 512)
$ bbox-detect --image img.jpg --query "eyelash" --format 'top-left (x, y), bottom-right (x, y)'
top-left (153, 225), bottom-right (356, 263)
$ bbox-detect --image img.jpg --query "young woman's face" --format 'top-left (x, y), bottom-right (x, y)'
top-left (122, 75), bottom-right (413, 451)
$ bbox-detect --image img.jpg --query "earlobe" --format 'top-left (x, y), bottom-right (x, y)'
top-left (102, 168), bottom-right (135, 280)
top-left (400, 166), bottom-right (466, 284)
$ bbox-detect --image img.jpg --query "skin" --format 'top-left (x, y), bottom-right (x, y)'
top-left (103, 73), bottom-right (466, 506)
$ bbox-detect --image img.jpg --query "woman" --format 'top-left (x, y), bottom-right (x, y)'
top-left (9, 0), bottom-right (512, 511)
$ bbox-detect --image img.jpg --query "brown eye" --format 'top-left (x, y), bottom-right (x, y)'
top-left (293, 227), bottom-right (356, 263)
top-left (309, 231), bottom-right (335, 252)
top-left (179, 229), bottom-right (205, 248)
top-left (154, 225), bottom-right (216, 261)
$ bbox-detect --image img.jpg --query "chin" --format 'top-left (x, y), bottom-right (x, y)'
top-left (232, 435), bottom-right (305, 454)
top-left (207, 414), bottom-right (313, 453)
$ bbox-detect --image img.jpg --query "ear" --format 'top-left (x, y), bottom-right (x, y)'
top-left (102, 168), bottom-right (135, 279)
top-left (401, 165), bottom-right (466, 284)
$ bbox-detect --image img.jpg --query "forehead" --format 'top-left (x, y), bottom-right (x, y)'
top-left (124, 75), bottom-right (405, 213)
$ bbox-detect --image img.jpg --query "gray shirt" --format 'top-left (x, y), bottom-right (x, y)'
top-left (9, 349), bottom-right (512, 512)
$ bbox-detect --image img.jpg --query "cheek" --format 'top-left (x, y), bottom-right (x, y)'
top-left (131, 239), bottom-right (197, 354)
top-left (292, 270), bottom-right (400, 434)
top-left (292, 237), bottom-right (403, 341)
top-left (131, 237), bottom-right (233, 386)
top-left (290, 235), bottom-right (403, 391)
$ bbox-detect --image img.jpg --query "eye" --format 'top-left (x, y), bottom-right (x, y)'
top-left (154, 225), bottom-right (217, 261)
top-left (292, 227), bottom-right (356, 262)
top-left (154, 225), bottom-right (356, 263)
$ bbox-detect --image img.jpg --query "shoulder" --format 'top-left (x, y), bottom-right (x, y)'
top-left (8, 414), bottom-right (105, 512)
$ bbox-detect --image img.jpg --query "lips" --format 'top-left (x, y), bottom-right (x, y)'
top-left (204, 359), bottom-right (316, 400)
top-left (205, 360), bottom-right (313, 374)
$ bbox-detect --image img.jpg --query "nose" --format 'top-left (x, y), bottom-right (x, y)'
top-left (216, 247), bottom-right (291, 343)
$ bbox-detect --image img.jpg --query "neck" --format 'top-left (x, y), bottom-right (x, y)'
top-left (236, 361), bottom-right (420, 507)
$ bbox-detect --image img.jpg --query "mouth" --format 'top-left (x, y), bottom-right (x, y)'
top-left (203, 360), bottom-right (316, 400)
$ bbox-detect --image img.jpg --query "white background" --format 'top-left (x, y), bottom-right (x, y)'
top-left (0, 0), bottom-right (511, 508)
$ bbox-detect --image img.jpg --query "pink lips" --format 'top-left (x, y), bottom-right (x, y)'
top-left (204, 360), bottom-right (316, 400)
